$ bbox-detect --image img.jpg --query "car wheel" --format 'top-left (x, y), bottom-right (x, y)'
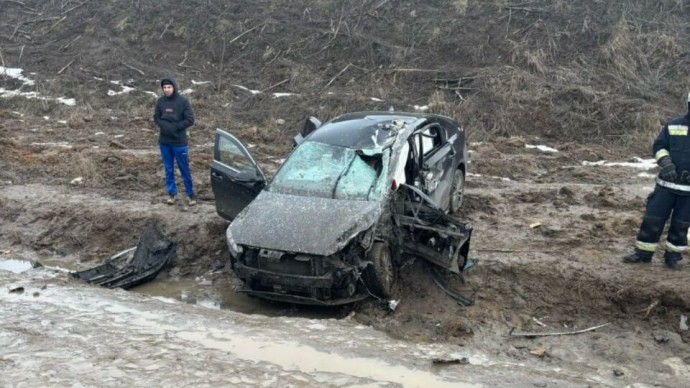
top-left (450, 168), bottom-right (464, 214)
top-left (363, 242), bottom-right (396, 298)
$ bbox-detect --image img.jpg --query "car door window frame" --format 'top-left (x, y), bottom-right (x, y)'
top-left (214, 129), bottom-right (267, 182)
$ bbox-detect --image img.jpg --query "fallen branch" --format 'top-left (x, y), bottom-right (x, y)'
top-left (390, 68), bottom-right (442, 73)
top-left (325, 63), bottom-right (352, 88)
top-left (62, 1), bottom-right (89, 15)
top-left (45, 15), bottom-right (67, 34)
top-left (260, 78), bottom-right (289, 93)
top-left (57, 59), bottom-right (74, 74)
top-left (476, 249), bottom-right (557, 253)
top-left (60, 34), bottom-right (81, 50)
top-left (227, 22), bottom-right (265, 45)
top-left (122, 62), bottom-right (145, 76)
top-left (177, 51), bottom-right (188, 67)
top-left (510, 323), bottom-right (610, 337)
top-left (158, 17), bottom-right (173, 40)
top-left (637, 299), bottom-right (660, 318)
top-left (2, 0), bottom-right (38, 12)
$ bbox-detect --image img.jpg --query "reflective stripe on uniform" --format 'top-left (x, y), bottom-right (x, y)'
top-left (656, 177), bottom-right (690, 192)
top-left (665, 241), bottom-right (688, 253)
top-left (635, 240), bottom-right (657, 252)
top-left (668, 125), bottom-right (688, 136)
top-left (655, 149), bottom-right (670, 161)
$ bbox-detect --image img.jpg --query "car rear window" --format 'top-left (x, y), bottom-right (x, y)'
top-left (270, 141), bottom-right (389, 201)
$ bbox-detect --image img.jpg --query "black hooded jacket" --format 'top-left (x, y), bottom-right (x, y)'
top-left (154, 76), bottom-right (194, 146)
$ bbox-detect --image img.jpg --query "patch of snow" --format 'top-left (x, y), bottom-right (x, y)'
top-left (43, 116), bottom-right (50, 120)
top-left (0, 66), bottom-right (35, 85)
top-left (370, 97), bottom-right (383, 102)
top-left (144, 91), bottom-right (159, 98)
top-left (231, 84), bottom-right (261, 95)
top-left (0, 88), bottom-right (76, 106)
top-left (58, 120), bottom-right (67, 124)
top-left (55, 97), bottom-right (76, 106)
top-left (413, 105), bottom-right (429, 112)
top-left (526, 144), bottom-right (558, 153)
top-left (31, 142), bottom-right (72, 148)
top-left (113, 134), bottom-right (124, 138)
top-left (107, 85), bottom-right (135, 96)
top-left (180, 88), bottom-right (193, 95)
top-left (467, 172), bottom-right (512, 182)
top-left (582, 157), bottom-right (656, 170)
top-left (272, 93), bottom-right (296, 98)
top-left (638, 172), bottom-right (656, 178)
top-left (192, 80), bottom-right (212, 85)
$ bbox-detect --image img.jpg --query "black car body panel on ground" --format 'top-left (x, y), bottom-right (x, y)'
top-left (72, 225), bottom-right (176, 289)
top-left (211, 111), bottom-right (473, 305)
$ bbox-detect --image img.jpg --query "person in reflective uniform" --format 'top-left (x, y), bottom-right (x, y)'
top-left (624, 94), bottom-right (690, 270)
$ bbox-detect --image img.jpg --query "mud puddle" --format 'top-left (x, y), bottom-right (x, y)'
top-left (1, 246), bottom-right (339, 319)
top-left (0, 269), bottom-right (622, 387)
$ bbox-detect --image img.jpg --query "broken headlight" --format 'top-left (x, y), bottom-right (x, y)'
top-left (226, 226), bottom-right (243, 258)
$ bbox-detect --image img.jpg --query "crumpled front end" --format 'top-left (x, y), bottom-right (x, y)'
top-left (232, 241), bottom-right (370, 305)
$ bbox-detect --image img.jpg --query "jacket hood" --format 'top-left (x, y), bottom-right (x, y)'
top-left (160, 76), bottom-right (178, 96)
top-left (230, 191), bottom-right (381, 256)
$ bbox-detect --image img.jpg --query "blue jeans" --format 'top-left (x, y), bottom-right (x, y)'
top-left (159, 144), bottom-right (194, 198)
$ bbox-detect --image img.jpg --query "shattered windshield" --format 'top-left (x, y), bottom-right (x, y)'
top-left (269, 141), bottom-right (389, 201)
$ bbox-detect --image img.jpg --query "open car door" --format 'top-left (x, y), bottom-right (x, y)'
top-left (392, 184), bottom-right (473, 273)
top-left (211, 129), bottom-right (267, 220)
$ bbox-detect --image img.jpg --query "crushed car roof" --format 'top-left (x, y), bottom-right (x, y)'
top-left (306, 112), bottom-right (426, 150)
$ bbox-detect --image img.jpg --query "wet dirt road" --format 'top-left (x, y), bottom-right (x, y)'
top-left (1, 268), bottom-right (629, 387)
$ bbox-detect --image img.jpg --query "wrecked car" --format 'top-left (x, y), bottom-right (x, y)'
top-left (211, 111), bottom-right (473, 305)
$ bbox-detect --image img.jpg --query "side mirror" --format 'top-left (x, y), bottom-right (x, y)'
top-left (293, 116), bottom-right (321, 147)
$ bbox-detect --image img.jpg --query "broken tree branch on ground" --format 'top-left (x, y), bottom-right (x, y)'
top-left (122, 62), bottom-right (145, 76)
top-left (510, 323), bottom-right (611, 337)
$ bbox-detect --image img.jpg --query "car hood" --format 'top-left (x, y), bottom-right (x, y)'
top-left (230, 191), bottom-right (381, 256)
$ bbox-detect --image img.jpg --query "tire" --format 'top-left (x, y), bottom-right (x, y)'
top-left (449, 168), bottom-right (465, 215)
top-left (362, 242), bottom-right (396, 298)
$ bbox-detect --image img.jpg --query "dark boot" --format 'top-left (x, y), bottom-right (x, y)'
top-left (623, 252), bottom-right (652, 264)
top-left (663, 251), bottom-right (682, 270)
top-left (665, 257), bottom-right (682, 270)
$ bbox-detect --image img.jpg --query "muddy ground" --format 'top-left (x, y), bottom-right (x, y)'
top-left (2, 0), bottom-right (690, 385)
top-left (2, 127), bottom-right (690, 385)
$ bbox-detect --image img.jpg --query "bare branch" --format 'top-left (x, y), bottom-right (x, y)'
top-left (510, 323), bottom-right (611, 337)
top-left (122, 62), bottom-right (145, 76)
top-left (60, 34), bottom-right (81, 50)
top-left (158, 17), bottom-right (173, 40)
top-left (227, 22), bottom-right (265, 45)
top-left (325, 63), bottom-right (352, 88)
top-left (57, 59), bottom-right (74, 74)
top-left (260, 78), bottom-right (290, 93)
top-left (1, 0), bottom-right (38, 12)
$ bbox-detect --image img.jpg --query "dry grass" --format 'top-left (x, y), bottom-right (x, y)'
top-left (67, 154), bottom-right (103, 185)
top-left (2, 0), bottom-right (690, 152)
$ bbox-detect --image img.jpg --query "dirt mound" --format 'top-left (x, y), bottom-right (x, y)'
top-left (2, 1), bottom-right (690, 151)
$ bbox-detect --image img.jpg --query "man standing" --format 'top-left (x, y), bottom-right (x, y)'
top-left (623, 94), bottom-right (690, 270)
top-left (154, 76), bottom-right (196, 206)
